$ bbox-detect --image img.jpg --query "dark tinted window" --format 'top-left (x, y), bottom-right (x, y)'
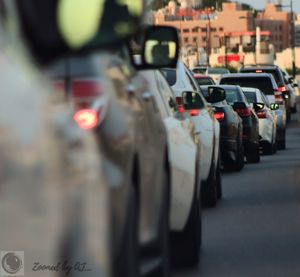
top-left (240, 68), bottom-right (281, 84)
top-left (193, 68), bottom-right (206, 74)
top-left (243, 91), bottom-right (257, 103)
top-left (224, 88), bottom-right (243, 104)
top-left (220, 77), bottom-right (274, 95)
top-left (161, 69), bottom-right (177, 86)
top-left (195, 77), bottom-right (215, 86)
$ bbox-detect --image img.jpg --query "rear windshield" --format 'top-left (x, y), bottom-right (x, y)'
top-left (208, 68), bottom-right (230, 74)
top-left (220, 77), bottom-right (274, 95)
top-left (243, 91), bottom-right (257, 103)
top-left (193, 68), bottom-right (206, 74)
top-left (241, 68), bottom-right (281, 84)
top-left (161, 69), bottom-right (177, 86)
top-left (195, 77), bottom-right (215, 86)
top-left (224, 88), bottom-right (243, 104)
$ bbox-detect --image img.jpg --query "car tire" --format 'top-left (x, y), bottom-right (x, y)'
top-left (224, 132), bottom-right (244, 172)
top-left (263, 142), bottom-right (273, 155)
top-left (114, 186), bottom-right (139, 277)
top-left (278, 139), bottom-right (286, 150)
top-left (201, 160), bottom-right (217, 208)
top-left (246, 144), bottom-right (260, 163)
top-left (272, 140), bottom-right (277, 154)
top-left (170, 192), bottom-right (202, 268)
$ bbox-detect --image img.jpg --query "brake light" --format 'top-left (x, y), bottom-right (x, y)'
top-left (176, 97), bottom-right (185, 113)
top-left (274, 90), bottom-right (284, 104)
top-left (256, 109), bottom-right (267, 119)
top-left (234, 107), bottom-right (252, 117)
top-left (189, 109), bottom-right (199, 116)
top-left (278, 86), bottom-right (287, 93)
top-left (73, 109), bottom-right (99, 130)
top-left (72, 79), bottom-right (102, 98)
top-left (214, 111), bottom-right (225, 121)
top-left (256, 70), bottom-right (263, 73)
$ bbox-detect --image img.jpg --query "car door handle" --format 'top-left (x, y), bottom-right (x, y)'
top-left (142, 91), bottom-right (153, 101)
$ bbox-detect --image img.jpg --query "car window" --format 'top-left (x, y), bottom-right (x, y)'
top-left (221, 77), bottom-right (274, 95)
top-left (240, 68), bottom-right (281, 84)
top-left (195, 77), bottom-right (215, 86)
top-left (161, 69), bottom-right (177, 86)
top-left (261, 92), bottom-right (270, 106)
top-left (243, 91), bottom-right (257, 104)
top-left (208, 68), bottom-right (230, 74)
top-left (155, 71), bottom-right (177, 115)
top-left (193, 68), bottom-right (206, 74)
top-left (225, 88), bottom-right (243, 104)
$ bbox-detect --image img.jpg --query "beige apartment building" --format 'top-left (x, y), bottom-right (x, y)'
top-left (154, 2), bottom-right (291, 53)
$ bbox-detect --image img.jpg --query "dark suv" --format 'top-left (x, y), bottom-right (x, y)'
top-left (239, 66), bottom-right (291, 121)
top-left (220, 73), bottom-right (287, 149)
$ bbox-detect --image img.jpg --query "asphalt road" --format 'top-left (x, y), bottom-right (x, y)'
top-left (173, 116), bottom-right (300, 277)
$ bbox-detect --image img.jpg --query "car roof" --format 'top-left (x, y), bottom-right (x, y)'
top-left (222, 73), bottom-right (271, 78)
top-left (193, 74), bottom-right (212, 79)
top-left (241, 87), bottom-right (260, 92)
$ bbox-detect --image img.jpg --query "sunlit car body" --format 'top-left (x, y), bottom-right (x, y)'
top-left (205, 67), bottom-right (230, 84)
top-left (220, 73), bottom-right (287, 150)
top-left (162, 61), bottom-right (221, 207)
top-left (281, 69), bottom-right (297, 112)
top-left (242, 87), bottom-right (277, 155)
top-left (201, 85), bottom-right (244, 171)
top-left (141, 69), bottom-right (202, 266)
top-left (47, 50), bottom-right (171, 276)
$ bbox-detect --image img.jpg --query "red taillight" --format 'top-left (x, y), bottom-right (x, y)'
top-left (72, 79), bottom-right (102, 98)
top-left (73, 109), bottom-right (99, 130)
top-left (176, 97), bottom-right (185, 113)
top-left (235, 107), bottom-right (252, 117)
top-left (256, 70), bottom-right (263, 73)
top-left (256, 109), bottom-right (267, 119)
top-left (189, 109), bottom-right (199, 116)
top-left (274, 90), bottom-right (284, 104)
top-left (214, 111), bottom-right (225, 121)
top-left (278, 86), bottom-right (287, 93)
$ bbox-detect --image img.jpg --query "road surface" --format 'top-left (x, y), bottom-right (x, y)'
top-left (173, 116), bottom-right (300, 277)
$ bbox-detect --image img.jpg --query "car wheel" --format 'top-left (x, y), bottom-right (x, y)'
top-left (246, 144), bottom-right (260, 163)
top-left (263, 142), bottom-right (273, 155)
top-left (224, 132), bottom-right (244, 172)
top-left (201, 160), bottom-right (217, 208)
top-left (170, 192), bottom-right (201, 267)
top-left (114, 186), bottom-right (139, 277)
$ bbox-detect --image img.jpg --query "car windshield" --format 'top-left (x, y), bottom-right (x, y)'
top-left (243, 90), bottom-right (257, 103)
top-left (221, 77), bottom-right (274, 95)
top-left (208, 68), bottom-right (230, 74)
top-left (161, 68), bottom-right (177, 86)
top-left (195, 77), bottom-right (215, 86)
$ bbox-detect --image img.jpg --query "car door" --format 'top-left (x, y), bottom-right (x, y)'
top-left (153, 70), bottom-right (198, 231)
top-left (184, 67), bottom-right (215, 179)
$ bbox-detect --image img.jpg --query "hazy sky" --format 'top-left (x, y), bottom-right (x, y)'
top-left (239, 0), bottom-right (300, 13)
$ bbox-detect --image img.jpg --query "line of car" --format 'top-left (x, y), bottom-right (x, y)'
top-left (46, 21), bottom-right (297, 277)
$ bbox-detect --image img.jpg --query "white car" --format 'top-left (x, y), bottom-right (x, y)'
top-left (242, 87), bottom-right (278, 155)
top-left (281, 69), bottom-right (297, 112)
top-left (140, 69), bottom-right (202, 266)
top-left (205, 67), bottom-right (230, 84)
top-left (162, 61), bottom-right (221, 208)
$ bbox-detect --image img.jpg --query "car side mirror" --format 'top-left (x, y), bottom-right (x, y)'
top-left (207, 86), bottom-right (226, 103)
top-left (288, 77), bottom-right (294, 83)
top-left (132, 26), bottom-right (179, 69)
top-left (182, 91), bottom-right (203, 110)
top-left (293, 83), bottom-right (298, 88)
top-left (253, 102), bottom-right (265, 112)
top-left (270, 103), bottom-right (279, 110)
